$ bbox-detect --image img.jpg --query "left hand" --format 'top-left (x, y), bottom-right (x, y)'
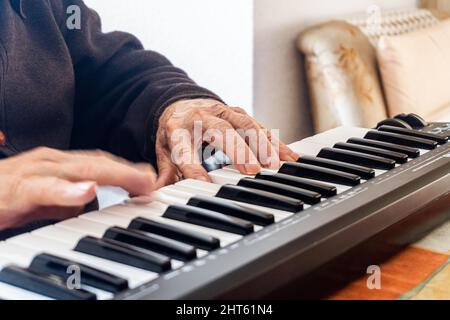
top-left (154, 99), bottom-right (299, 188)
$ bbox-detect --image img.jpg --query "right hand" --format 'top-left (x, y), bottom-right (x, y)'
top-left (0, 147), bottom-right (156, 231)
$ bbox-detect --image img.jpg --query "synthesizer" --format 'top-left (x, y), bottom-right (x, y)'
top-left (0, 114), bottom-right (448, 300)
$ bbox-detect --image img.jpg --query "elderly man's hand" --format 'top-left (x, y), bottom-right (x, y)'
top-left (0, 148), bottom-right (156, 230)
top-left (155, 99), bottom-right (299, 187)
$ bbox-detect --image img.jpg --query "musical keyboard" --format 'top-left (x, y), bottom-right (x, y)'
top-left (0, 116), bottom-right (449, 300)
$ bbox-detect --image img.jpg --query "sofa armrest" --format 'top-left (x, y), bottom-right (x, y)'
top-left (298, 21), bottom-right (387, 133)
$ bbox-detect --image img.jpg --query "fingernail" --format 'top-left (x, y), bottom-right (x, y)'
top-left (267, 157), bottom-right (280, 169)
top-left (77, 182), bottom-right (96, 192)
top-left (195, 176), bottom-right (210, 182)
top-left (285, 154), bottom-right (299, 162)
top-left (66, 182), bottom-right (95, 197)
top-left (244, 164), bottom-right (261, 175)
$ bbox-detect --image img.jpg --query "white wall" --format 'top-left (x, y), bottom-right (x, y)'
top-left (84, 0), bottom-right (254, 113)
top-left (254, 0), bottom-right (419, 143)
top-left (85, 0), bottom-right (419, 144)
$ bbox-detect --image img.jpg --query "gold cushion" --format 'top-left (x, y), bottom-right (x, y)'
top-left (298, 21), bottom-right (388, 133)
top-left (377, 19), bottom-right (450, 121)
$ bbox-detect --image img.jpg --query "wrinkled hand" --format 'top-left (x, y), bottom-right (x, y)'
top-left (0, 148), bottom-right (156, 230)
top-left (155, 99), bottom-right (299, 188)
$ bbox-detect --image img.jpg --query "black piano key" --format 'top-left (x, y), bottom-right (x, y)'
top-left (334, 142), bottom-right (408, 164)
top-left (365, 130), bottom-right (438, 150)
top-left (279, 162), bottom-right (361, 186)
top-left (255, 172), bottom-right (337, 198)
top-left (128, 218), bottom-right (220, 251)
top-left (163, 205), bottom-right (254, 235)
top-left (297, 155), bottom-right (375, 180)
top-left (0, 265), bottom-right (96, 300)
top-left (317, 148), bottom-right (396, 170)
top-left (376, 118), bottom-right (413, 130)
top-left (237, 177), bottom-right (321, 205)
top-left (74, 236), bottom-right (171, 273)
top-left (187, 195), bottom-right (274, 226)
top-left (347, 138), bottom-right (420, 158)
top-left (216, 184), bottom-right (304, 213)
top-left (394, 113), bottom-right (428, 129)
top-left (29, 253), bottom-right (128, 294)
top-left (103, 227), bottom-right (197, 262)
top-left (378, 125), bottom-right (448, 145)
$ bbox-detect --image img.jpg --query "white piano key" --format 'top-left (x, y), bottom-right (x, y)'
top-left (79, 211), bottom-right (131, 228)
top-left (197, 250), bottom-right (208, 257)
top-left (150, 190), bottom-right (189, 205)
top-left (287, 141), bottom-right (324, 156)
top-left (301, 127), bottom-right (370, 145)
top-left (80, 284), bottom-right (113, 300)
top-left (0, 243), bottom-right (35, 267)
top-left (0, 281), bottom-right (53, 300)
top-left (7, 234), bottom-right (157, 289)
top-left (33, 225), bottom-right (83, 247)
top-left (222, 165), bottom-right (278, 174)
top-left (102, 204), bottom-right (241, 246)
top-left (56, 218), bottom-right (108, 238)
top-left (157, 186), bottom-right (193, 202)
top-left (208, 169), bottom-right (242, 185)
top-left (176, 179), bottom-right (220, 195)
top-left (0, 256), bottom-right (14, 269)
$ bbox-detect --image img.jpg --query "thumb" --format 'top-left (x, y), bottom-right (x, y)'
top-left (155, 144), bottom-right (180, 189)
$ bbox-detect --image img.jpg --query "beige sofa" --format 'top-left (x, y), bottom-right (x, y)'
top-left (298, 8), bottom-right (450, 133)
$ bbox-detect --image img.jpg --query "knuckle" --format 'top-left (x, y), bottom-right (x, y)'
top-left (165, 120), bottom-right (180, 134)
top-left (8, 175), bottom-right (23, 198)
top-left (88, 149), bottom-right (111, 158)
top-left (30, 146), bottom-right (53, 157)
top-left (210, 104), bottom-right (229, 118)
top-left (182, 166), bottom-right (206, 177)
top-left (207, 118), bottom-right (230, 131)
top-left (29, 147), bottom-right (66, 160)
top-left (184, 109), bottom-right (204, 125)
top-left (34, 146), bottom-right (52, 153)
top-left (77, 163), bottom-right (98, 178)
top-left (232, 106), bottom-right (248, 115)
top-left (239, 115), bottom-right (258, 130)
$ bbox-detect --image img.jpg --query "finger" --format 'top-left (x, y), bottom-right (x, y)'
top-left (253, 120), bottom-right (300, 162)
top-left (201, 116), bottom-right (261, 175)
top-left (17, 177), bottom-right (97, 208)
top-left (231, 107), bottom-right (299, 162)
top-left (272, 136), bottom-right (300, 162)
top-left (5, 205), bottom-right (86, 230)
top-left (216, 107), bottom-right (280, 169)
top-left (155, 139), bottom-right (183, 189)
top-left (52, 156), bottom-right (156, 196)
top-left (31, 206), bottom-right (86, 223)
top-left (20, 147), bottom-right (70, 162)
top-left (167, 129), bottom-right (211, 182)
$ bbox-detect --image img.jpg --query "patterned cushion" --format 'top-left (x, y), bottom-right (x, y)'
top-left (376, 19), bottom-right (450, 121)
top-left (347, 8), bottom-right (438, 44)
top-left (298, 9), bottom-right (447, 133)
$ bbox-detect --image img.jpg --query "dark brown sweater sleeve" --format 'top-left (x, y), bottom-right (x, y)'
top-left (50, 0), bottom-right (222, 165)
